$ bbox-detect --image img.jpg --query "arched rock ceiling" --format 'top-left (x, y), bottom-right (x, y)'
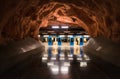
top-left (0, 0), bottom-right (120, 44)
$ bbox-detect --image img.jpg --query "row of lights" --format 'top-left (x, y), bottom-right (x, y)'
top-left (49, 64), bottom-right (69, 75)
top-left (42, 53), bottom-right (90, 70)
top-left (42, 45), bottom-right (90, 75)
top-left (45, 60), bottom-right (88, 75)
top-left (45, 61), bottom-right (88, 75)
top-left (47, 61), bottom-right (88, 68)
top-left (39, 34), bottom-right (90, 38)
top-left (42, 53), bottom-right (90, 61)
top-left (52, 26), bottom-right (69, 29)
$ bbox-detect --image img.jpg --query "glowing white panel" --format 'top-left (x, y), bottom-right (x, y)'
top-left (43, 35), bottom-right (49, 37)
top-left (60, 57), bottom-right (65, 60)
top-left (52, 26), bottom-right (59, 29)
top-left (77, 57), bottom-right (82, 60)
top-left (80, 62), bottom-right (87, 67)
top-left (42, 57), bottom-right (47, 61)
top-left (51, 66), bottom-right (59, 74)
top-left (51, 57), bottom-right (56, 60)
top-left (68, 35), bottom-right (73, 37)
top-left (61, 26), bottom-right (69, 29)
top-left (59, 35), bottom-right (65, 37)
top-left (63, 62), bottom-right (70, 66)
top-left (61, 66), bottom-right (69, 74)
top-left (68, 57), bottom-right (73, 61)
top-left (47, 62), bottom-right (54, 66)
top-left (84, 35), bottom-right (90, 37)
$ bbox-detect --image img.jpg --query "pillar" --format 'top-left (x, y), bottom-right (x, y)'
top-left (48, 36), bottom-right (52, 45)
top-left (80, 35), bottom-right (84, 46)
top-left (58, 37), bottom-right (62, 46)
top-left (70, 37), bottom-right (74, 46)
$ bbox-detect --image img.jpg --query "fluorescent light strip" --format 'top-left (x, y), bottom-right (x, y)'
top-left (61, 26), bottom-right (68, 29)
top-left (84, 35), bottom-right (90, 37)
top-left (52, 26), bottom-right (59, 29)
top-left (68, 35), bottom-right (73, 37)
top-left (59, 35), bottom-right (65, 37)
top-left (42, 57), bottom-right (47, 61)
top-left (43, 35), bottom-right (49, 37)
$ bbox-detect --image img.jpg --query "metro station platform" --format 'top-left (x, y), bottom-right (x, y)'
top-left (0, 41), bottom-right (119, 79)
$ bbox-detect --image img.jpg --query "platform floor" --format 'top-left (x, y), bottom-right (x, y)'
top-left (0, 44), bottom-right (120, 79)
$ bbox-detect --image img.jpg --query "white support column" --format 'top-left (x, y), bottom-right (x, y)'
top-left (74, 37), bottom-right (77, 46)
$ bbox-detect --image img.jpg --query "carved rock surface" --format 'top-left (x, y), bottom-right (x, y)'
top-left (0, 0), bottom-right (120, 44)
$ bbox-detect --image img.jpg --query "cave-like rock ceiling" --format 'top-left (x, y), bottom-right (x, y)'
top-left (0, 0), bottom-right (120, 44)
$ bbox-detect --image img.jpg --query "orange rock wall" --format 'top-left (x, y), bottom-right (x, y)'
top-left (0, 0), bottom-right (120, 44)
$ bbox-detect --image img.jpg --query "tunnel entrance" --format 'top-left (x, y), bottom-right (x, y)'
top-left (39, 25), bottom-right (90, 46)
top-left (40, 25), bottom-right (91, 70)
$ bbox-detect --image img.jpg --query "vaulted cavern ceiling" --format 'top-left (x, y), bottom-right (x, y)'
top-left (0, 0), bottom-right (120, 44)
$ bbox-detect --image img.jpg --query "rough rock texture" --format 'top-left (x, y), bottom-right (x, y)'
top-left (0, 0), bottom-right (120, 44)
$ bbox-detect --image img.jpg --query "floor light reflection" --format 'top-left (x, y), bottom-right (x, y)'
top-left (51, 66), bottom-right (59, 75)
top-left (61, 66), bottom-right (69, 74)
top-left (80, 61), bottom-right (87, 67)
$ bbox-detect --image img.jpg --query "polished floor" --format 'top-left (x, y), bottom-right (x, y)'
top-left (0, 43), bottom-right (120, 79)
